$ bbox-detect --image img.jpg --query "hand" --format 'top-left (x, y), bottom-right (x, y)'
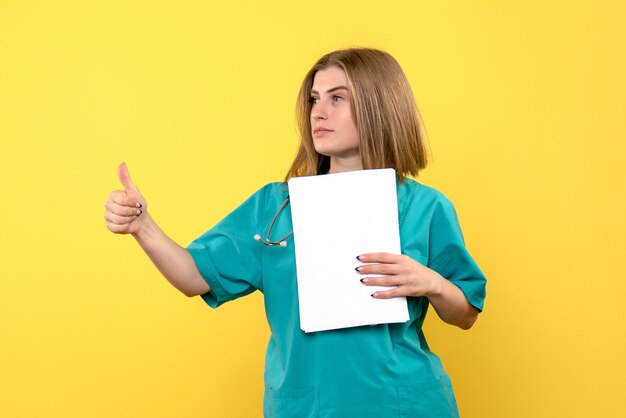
top-left (355, 253), bottom-right (442, 299)
top-left (104, 162), bottom-right (148, 235)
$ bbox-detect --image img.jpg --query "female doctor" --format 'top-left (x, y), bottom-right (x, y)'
top-left (104, 48), bottom-right (486, 417)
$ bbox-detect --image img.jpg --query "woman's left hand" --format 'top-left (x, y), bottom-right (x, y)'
top-left (356, 252), bottom-right (442, 299)
top-left (357, 253), bottom-right (480, 329)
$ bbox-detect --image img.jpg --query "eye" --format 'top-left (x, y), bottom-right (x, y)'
top-left (308, 96), bottom-right (320, 104)
top-left (332, 95), bottom-right (344, 102)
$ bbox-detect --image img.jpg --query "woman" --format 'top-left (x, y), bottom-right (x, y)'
top-left (105, 48), bottom-right (486, 417)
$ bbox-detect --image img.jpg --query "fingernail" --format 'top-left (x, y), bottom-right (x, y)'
top-left (355, 266), bottom-right (361, 272)
top-left (371, 293), bottom-right (377, 298)
top-left (136, 203), bottom-right (142, 208)
top-left (360, 278), bottom-right (367, 283)
top-left (356, 255), bottom-right (362, 261)
top-left (138, 209), bottom-right (143, 215)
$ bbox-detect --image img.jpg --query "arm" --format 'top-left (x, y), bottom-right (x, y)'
top-left (104, 163), bottom-right (210, 297)
top-left (356, 253), bottom-right (479, 330)
top-left (131, 213), bottom-right (210, 297)
top-left (423, 268), bottom-right (479, 330)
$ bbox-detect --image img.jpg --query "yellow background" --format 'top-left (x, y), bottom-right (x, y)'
top-left (1, 1), bottom-right (624, 417)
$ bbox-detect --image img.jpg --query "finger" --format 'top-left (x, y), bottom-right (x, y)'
top-left (105, 201), bottom-right (143, 217)
top-left (360, 275), bottom-right (406, 287)
top-left (355, 263), bottom-right (404, 276)
top-left (357, 252), bottom-right (404, 263)
top-left (105, 211), bottom-right (138, 225)
top-left (106, 220), bottom-right (130, 234)
top-left (371, 286), bottom-right (406, 299)
top-left (109, 190), bottom-right (130, 206)
top-left (117, 162), bottom-right (139, 192)
top-left (108, 190), bottom-right (142, 208)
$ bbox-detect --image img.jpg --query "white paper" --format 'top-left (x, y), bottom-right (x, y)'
top-left (288, 168), bottom-right (409, 333)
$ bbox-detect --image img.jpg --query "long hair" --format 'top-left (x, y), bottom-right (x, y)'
top-left (285, 48), bottom-right (429, 181)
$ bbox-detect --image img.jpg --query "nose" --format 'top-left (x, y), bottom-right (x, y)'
top-left (311, 100), bottom-right (329, 121)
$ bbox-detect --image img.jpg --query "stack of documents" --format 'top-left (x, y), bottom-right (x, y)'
top-left (288, 168), bottom-right (409, 333)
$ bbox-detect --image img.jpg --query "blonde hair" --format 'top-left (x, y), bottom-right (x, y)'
top-left (285, 48), bottom-right (428, 181)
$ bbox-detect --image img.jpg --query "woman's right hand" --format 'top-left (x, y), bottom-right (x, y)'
top-left (104, 162), bottom-right (148, 235)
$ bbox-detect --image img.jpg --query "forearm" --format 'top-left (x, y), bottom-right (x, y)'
top-left (427, 270), bottom-right (479, 330)
top-left (131, 213), bottom-right (210, 297)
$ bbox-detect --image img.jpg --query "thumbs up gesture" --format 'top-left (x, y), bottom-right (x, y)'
top-left (104, 163), bottom-right (148, 234)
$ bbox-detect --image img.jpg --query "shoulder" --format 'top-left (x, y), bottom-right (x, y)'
top-left (225, 182), bottom-right (287, 219)
top-left (262, 181), bottom-right (289, 194)
top-left (240, 182), bottom-right (289, 215)
top-left (244, 182), bottom-right (288, 200)
top-left (257, 182), bottom-right (289, 202)
top-left (397, 179), bottom-right (467, 244)
top-left (397, 178), bottom-right (454, 211)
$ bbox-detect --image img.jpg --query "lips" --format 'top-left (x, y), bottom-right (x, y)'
top-left (313, 127), bottom-right (333, 136)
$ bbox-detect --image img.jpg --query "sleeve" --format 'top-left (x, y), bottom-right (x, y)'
top-left (186, 186), bottom-right (267, 308)
top-left (427, 197), bottom-right (487, 312)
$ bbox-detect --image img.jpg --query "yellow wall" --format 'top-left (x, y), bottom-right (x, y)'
top-left (1, 1), bottom-right (624, 417)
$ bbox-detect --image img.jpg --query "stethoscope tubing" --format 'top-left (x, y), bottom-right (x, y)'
top-left (254, 196), bottom-right (293, 247)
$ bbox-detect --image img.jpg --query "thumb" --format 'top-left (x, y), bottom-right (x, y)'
top-left (117, 162), bottom-right (139, 192)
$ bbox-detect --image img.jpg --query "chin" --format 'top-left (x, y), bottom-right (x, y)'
top-left (312, 143), bottom-right (332, 157)
top-left (313, 148), bottom-right (338, 158)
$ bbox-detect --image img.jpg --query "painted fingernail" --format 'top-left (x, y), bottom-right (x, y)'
top-left (371, 293), bottom-right (377, 298)
top-left (356, 255), bottom-right (362, 261)
top-left (355, 266), bottom-right (361, 272)
top-left (360, 278), bottom-right (367, 283)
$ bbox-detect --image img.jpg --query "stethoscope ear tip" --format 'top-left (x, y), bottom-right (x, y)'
top-left (279, 241), bottom-right (288, 248)
top-left (254, 234), bottom-right (261, 241)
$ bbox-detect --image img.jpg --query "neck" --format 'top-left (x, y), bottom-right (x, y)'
top-left (328, 156), bottom-right (363, 174)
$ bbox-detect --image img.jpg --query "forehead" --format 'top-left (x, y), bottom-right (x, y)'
top-left (312, 66), bottom-right (349, 90)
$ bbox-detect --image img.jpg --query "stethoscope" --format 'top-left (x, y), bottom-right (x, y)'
top-left (254, 196), bottom-right (293, 247)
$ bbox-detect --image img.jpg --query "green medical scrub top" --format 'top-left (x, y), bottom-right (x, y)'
top-left (187, 179), bottom-right (486, 418)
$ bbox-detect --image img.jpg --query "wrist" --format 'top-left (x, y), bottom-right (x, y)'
top-left (131, 212), bottom-right (155, 243)
top-left (425, 269), bottom-right (444, 298)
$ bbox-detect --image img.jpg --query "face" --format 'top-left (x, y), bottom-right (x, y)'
top-left (309, 67), bottom-right (360, 164)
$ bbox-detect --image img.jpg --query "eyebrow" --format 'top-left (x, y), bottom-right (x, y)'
top-left (310, 86), bottom-right (349, 95)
